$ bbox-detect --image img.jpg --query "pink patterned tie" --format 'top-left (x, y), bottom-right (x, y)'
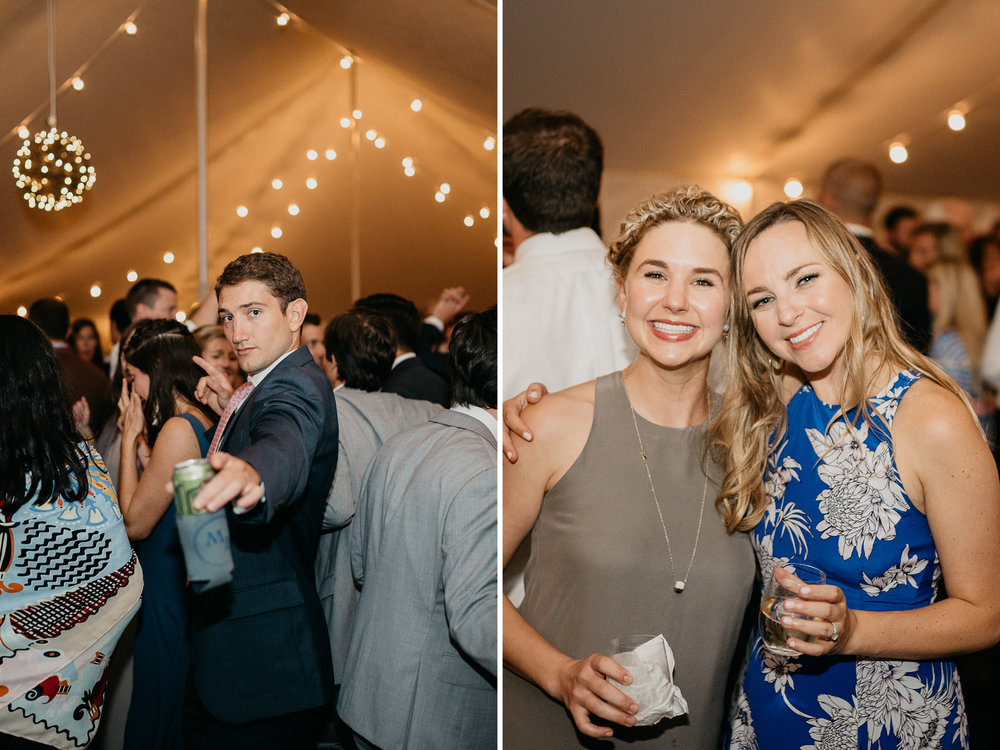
top-left (207, 381), bottom-right (254, 458)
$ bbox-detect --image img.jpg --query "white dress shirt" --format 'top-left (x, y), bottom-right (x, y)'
top-left (502, 227), bottom-right (636, 398)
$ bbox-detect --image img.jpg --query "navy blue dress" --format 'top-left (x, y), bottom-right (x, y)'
top-left (124, 413), bottom-right (210, 749)
top-left (726, 371), bottom-right (967, 749)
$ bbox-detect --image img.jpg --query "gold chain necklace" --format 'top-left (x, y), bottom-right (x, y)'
top-left (622, 372), bottom-right (709, 593)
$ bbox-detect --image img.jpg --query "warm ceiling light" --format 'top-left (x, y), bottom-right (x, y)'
top-left (175, 311), bottom-right (187, 323)
top-left (236, 205), bottom-right (249, 217)
top-left (783, 179), bottom-right (804, 199)
top-left (17, 306), bottom-right (27, 317)
top-left (483, 136), bottom-right (496, 151)
top-left (720, 179), bottom-right (753, 205)
top-left (365, 129), bottom-right (377, 141)
top-left (340, 117), bottom-right (351, 129)
top-left (71, 77), bottom-right (84, 91)
top-left (401, 157), bottom-right (414, 168)
top-left (434, 192), bottom-right (446, 203)
top-left (352, 109), bottom-right (363, 120)
top-left (272, 178), bottom-right (283, 189)
top-left (271, 226), bottom-right (283, 239)
top-left (410, 98), bottom-right (422, 112)
top-left (439, 183), bottom-right (451, 195)
top-left (889, 142), bottom-right (908, 163)
top-left (325, 149), bottom-right (337, 160)
top-left (306, 149), bottom-right (318, 161)
top-left (276, 12), bottom-right (290, 26)
top-left (306, 177), bottom-right (318, 189)
top-left (163, 252), bottom-right (175, 264)
top-left (374, 137), bottom-right (386, 149)
top-left (90, 284), bottom-right (102, 298)
top-left (480, 207), bottom-right (490, 219)
top-left (463, 216), bottom-right (474, 227)
top-left (17, 125), bottom-right (29, 139)
top-left (126, 270), bottom-right (138, 282)
top-left (251, 246), bottom-right (264, 254)
top-left (288, 204), bottom-right (300, 216)
top-left (124, 21), bottom-right (138, 35)
top-left (948, 110), bottom-right (966, 131)
top-left (340, 55), bottom-right (353, 69)
top-left (403, 166), bottom-right (415, 177)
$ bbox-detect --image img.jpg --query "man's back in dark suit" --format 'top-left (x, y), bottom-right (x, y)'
top-left (384, 355), bottom-right (450, 406)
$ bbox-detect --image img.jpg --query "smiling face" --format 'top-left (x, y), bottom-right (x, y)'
top-left (218, 280), bottom-right (304, 376)
top-left (202, 336), bottom-right (240, 381)
top-left (618, 221), bottom-right (729, 373)
top-left (743, 220), bottom-right (854, 398)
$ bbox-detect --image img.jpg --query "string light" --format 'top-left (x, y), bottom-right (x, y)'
top-left (783, 179), bottom-right (804, 199)
top-left (236, 205), bottom-right (249, 217)
top-left (439, 183), bottom-right (451, 195)
top-left (288, 203), bottom-right (299, 216)
top-left (276, 12), bottom-right (290, 27)
top-left (401, 157), bottom-right (414, 168)
top-left (340, 55), bottom-right (354, 70)
top-left (480, 207), bottom-right (490, 219)
top-left (17, 306), bottom-right (27, 317)
top-left (889, 141), bottom-right (909, 164)
top-left (410, 99), bottom-right (422, 112)
top-left (175, 311), bottom-right (187, 323)
top-left (325, 149), bottom-right (336, 160)
top-left (163, 252), bottom-right (175, 263)
top-left (352, 109), bottom-right (363, 120)
top-left (306, 149), bottom-right (318, 160)
top-left (271, 178), bottom-right (283, 189)
top-left (90, 284), bottom-right (101, 298)
top-left (251, 246), bottom-right (264, 254)
top-left (374, 137), bottom-right (385, 149)
top-left (71, 77), bottom-right (84, 91)
top-left (947, 109), bottom-right (966, 131)
top-left (404, 166), bottom-right (415, 177)
top-left (339, 117), bottom-right (351, 128)
top-left (483, 136), bottom-right (496, 151)
top-left (127, 270), bottom-right (138, 282)
top-left (13, 128), bottom-right (96, 211)
top-left (271, 226), bottom-right (283, 239)
top-left (17, 125), bottom-right (29, 139)
top-left (306, 177), bottom-right (318, 189)
top-left (463, 215), bottom-right (474, 227)
top-left (365, 129), bottom-right (377, 141)
top-left (124, 21), bottom-right (138, 35)
top-left (434, 191), bottom-right (446, 203)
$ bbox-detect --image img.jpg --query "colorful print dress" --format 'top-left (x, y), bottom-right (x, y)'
top-left (0, 444), bottom-right (143, 748)
top-left (727, 371), bottom-right (968, 750)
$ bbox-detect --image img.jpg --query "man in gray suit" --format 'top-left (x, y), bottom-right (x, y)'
top-left (337, 308), bottom-right (498, 750)
top-left (314, 308), bottom-right (441, 685)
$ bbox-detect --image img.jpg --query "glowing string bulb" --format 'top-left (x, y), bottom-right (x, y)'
top-left (288, 204), bottom-right (300, 216)
top-left (365, 129), bottom-right (377, 141)
top-left (127, 270), bottom-right (138, 282)
top-left (439, 183), bottom-right (451, 195)
top-left (236, 205), bottom-right (249, 217)
top-left (306, 178), bottom-right (318, 189)
top-left (175, 311), bottom-right (187, 323)
top-left (948, 110), bottom-right (966, 131)
top-left (271, 226), bottom-right (283, 239)
top-left (434, 192), bottom-right (446, 203)
top-left (403, 166), bottom-right (415, 177)
top-left (124, 21), bottom-right (137, 35)
top-left (90, 284), bottom-right (102, 298)
top-left (325, 149), bottom-right (337, 160)
top-left (480, 207), bottom-right (490, 219)
top-left (163, 252), bottom-right (175, 264)
top-left (340, 117), bottom-right (351, 129)
top-left (463, 216), bottom-right (474, 227)
top-left (783, 179), bottom-right (804, 199)
top-left (401, 157), bottom-right (414, 168)
top-left (352, 109), bottom-right (363, 120)
top-left (251, 246), bottom-right (264, 254)
top-left (306, 149), bottom-right (318, 161)
top-left (17, 125), bottom-right (29, 139)
top-left (410, 98), bottom-right (422, 112)
top-left (374, 137), bottom-right (386, 149)
top-left (17, 306), bottom-right (27, 317)
top-left (272, 178), bottom-right (283, 189)
top-left (72, 77), bottom-right (84, 91)
top-left (340, 55), bottom-right (354, 70)
top-left (889, 142), bottom-right (908, 164)
top-left (276, 12), bottom-right (290, 26)
top-left (483, 136), bottom-right (496, 151)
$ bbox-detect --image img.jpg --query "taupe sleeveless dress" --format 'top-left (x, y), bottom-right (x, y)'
top-left (503, 372), bottom-right (755, 749)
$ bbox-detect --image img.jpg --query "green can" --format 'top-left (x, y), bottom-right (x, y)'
top-left (173, 458), bottom-right (215, 515)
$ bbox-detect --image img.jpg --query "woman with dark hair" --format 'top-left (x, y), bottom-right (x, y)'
top-left (117, 318), bottom-right (217, 750)
top-left (0, 315), bottom-right (142, 748)
top-left (69, 317), bottom-right (107, 373)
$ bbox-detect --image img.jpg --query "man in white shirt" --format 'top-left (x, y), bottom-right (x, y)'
top-left (502, 108), bottom-right (634, 399)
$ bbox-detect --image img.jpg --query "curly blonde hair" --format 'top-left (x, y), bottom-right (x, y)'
top-left (709, 200), bottom-right (976, 533)
top-left (607, 185), bottom-right (743, 282)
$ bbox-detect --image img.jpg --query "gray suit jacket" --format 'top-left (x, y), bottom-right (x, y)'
top-left (337, 409), bottom-right (497, 749)
top-left (314, 388), bottom-right (441, 682)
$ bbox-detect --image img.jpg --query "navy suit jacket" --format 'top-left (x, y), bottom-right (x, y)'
top-left (189, 345), bottom-right (339, 724)
top-left (383, 355), bottom-right (450, 406)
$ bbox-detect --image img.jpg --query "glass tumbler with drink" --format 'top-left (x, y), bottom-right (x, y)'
top-left (759, 563), bottom-right (826, 656)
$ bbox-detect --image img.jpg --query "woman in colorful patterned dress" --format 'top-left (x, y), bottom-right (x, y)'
top-left (712, 200), bottom-right (1000, 749)
top-left (0, 314), bottom-right (142, 749)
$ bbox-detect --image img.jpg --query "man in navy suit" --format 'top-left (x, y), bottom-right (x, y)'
top-left (183, 252), bottom-right (338, 749)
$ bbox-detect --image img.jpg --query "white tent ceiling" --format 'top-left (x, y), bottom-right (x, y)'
top-left (1, 0), bottom-right (497, 340)
top-left (504, 0), bottom-right (1000, 234)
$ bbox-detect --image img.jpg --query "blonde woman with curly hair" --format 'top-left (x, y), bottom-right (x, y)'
top-left (712, 200), bottom-right (1000, 749)
top-left (504, 186), bottom-right (755, 748)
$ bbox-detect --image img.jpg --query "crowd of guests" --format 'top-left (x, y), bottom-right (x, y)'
top-left (501, 108), bottom-right (1000, 749)
top-left (0, 255), bottom-right (497, 749)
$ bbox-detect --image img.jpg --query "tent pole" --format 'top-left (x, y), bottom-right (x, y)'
top-left (349, 59), bottom-right (361, 302)
top-left (195, 0), bottom-right (209, 300)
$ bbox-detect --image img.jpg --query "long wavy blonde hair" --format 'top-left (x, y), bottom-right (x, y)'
top-left (709, 200), bottom-right (976, 533)
top-left (926, 258), bottom-right (989, 380)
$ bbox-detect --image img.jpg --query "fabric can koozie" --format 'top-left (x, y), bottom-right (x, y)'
top-left (175, 510), bottom-right (234, 592)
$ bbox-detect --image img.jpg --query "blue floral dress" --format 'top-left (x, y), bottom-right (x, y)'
top-left (727, 371), bottom-right (968, 750)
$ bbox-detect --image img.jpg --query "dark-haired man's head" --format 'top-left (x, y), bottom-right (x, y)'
top-left (28, 298), bottom-right (70, 341)
top-left (215, 252), bottom-right (308, 376)
top-left (503, 108), bottom-right (603, 244)
top-left (353, 293), bottom-right (420, 354)
top-left (448, 307), bottom-right (496, 410)
top-left (109, 298), bottom-right (130, 344)
top-left (323, 309), bottom-right (395, 391)
top-left (883, 206), bottom-right (919, 256)
top-left (301, 312), bottom-right (326, 368)
top-left (125, 279), bottom-right (178, 322)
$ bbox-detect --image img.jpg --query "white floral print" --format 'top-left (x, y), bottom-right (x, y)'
top-left (861, 545), bottom-right (929, 597)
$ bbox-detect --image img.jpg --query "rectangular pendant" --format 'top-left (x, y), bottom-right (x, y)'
top-left (674, 581), bottom-right (685, 592)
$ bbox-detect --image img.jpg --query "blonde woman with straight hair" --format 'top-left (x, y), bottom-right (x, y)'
top-left (712, 200), bottom-right (1000, 749)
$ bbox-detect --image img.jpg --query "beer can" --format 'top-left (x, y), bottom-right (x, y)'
top-left (173, 458), bottom-right (215, 515)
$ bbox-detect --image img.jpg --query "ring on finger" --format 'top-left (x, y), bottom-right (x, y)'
top-left (830, 622), bottom-right (840, 642)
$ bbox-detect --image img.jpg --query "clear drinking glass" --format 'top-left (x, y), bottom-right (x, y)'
top-left (759, 563), bottom-right (826, 656)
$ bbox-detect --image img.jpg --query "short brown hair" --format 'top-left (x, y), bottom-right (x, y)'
top-left (215, 253), bottom-right (306, 312)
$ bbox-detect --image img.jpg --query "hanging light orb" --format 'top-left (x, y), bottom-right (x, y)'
top-left (12, 126), bottom-right (96, 211)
